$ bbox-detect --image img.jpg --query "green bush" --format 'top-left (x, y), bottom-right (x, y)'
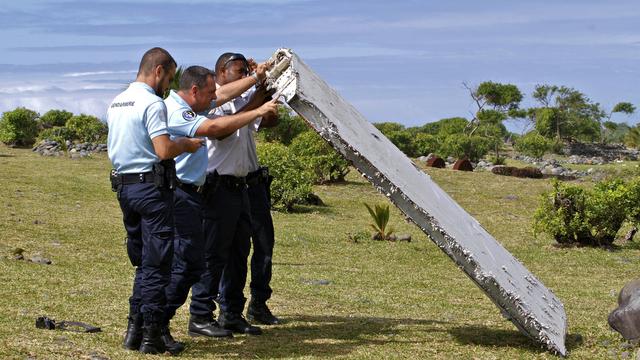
top-left (413, 133), bottom-right (439, 157)
top-left (257, 142), bottom-right (315, 211)
top-left (289, 131), bottom-right (350, 184)
top-left (533, 179), bottom-right (640, 246)
top-left (66, 114), bottom-right (107, 143)
top-left (38, 109), bottom-right (73, 129)
top-left (514, 131), bottom-right (551, 158)
top-left (439, 134), bottom-right (490, 162)
top-left (0, 107), bottom-right (39, 146)
top-left (37, 126), bottom-right (75, 145)
top-left (259, 107), bottom-right (309, 145)
top-left (385, 130), bottom-right (417, 157)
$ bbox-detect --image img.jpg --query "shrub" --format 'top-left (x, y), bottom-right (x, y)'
top-left (37, 126), bottom-right (75, 146)
top-left (257, 142), bottom-right (315, 211)
top-left (413, 133), bottom-right (439, 157)
top-left (386, 130), bottom-right (417, 157)
top-left (259, 107), bottom-right (309, 145)
top-left (0, 107), bottom-right (39, 146)
top-left (38, 109), bottom-right (73, 129)
top-left (66, 114), bottom-right (107, 143)
top-left (289, 131), bottom-right (350, 184)
top-left (515, 131), bottom-right (550, 158)
top-left (487, 155), bottom-right (507, 165)
top-left (439, 134), bottom-right (490, 162)
top-left (533, 179), bottom-right (639, 246)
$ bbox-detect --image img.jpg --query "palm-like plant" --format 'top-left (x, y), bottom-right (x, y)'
top-left (364, 203), bottom-right (394, 240)
top-left (164, 66), bottom-right (184, 99)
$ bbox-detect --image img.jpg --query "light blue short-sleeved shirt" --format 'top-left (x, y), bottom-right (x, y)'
top-left (107, 82), bottom-right (168, 174)
top-left (165, 90), bottom-right (209, 186)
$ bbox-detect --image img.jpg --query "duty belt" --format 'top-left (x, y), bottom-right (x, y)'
top-left (117, 172), bottom-right (155, 184)
top-left (218, 174), bottom-right (247, 190)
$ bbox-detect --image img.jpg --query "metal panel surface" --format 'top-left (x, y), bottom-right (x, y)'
top-left (268, 49), bottom-right (567, 355)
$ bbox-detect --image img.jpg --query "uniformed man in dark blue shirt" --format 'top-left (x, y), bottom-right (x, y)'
top-left (107, 47), bottom-right (203, 354)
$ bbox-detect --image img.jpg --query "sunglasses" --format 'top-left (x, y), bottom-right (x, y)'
top-left (223, 53), bottom-right (250, 75)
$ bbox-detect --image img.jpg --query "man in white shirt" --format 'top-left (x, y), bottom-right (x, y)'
top-left (190, 52), bottom-right (277, 335)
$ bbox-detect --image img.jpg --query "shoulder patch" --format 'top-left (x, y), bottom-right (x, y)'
top-left (182, 110), bottom-right (196, 121)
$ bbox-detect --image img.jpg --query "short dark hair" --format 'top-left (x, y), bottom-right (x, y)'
top-left (179, 65), bottom-right (214, 90)
top-left (214, 52), bottom-right (248, 74)
top-left (138, 47), bottom-right (177, 76)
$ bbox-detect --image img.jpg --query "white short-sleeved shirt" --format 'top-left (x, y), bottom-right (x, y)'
top-left (165, 90), bottom-right (209, 186)
top-left (206, 86), bottom-right (262, 177)
top-left (107, 82), bottom-right (168, 174)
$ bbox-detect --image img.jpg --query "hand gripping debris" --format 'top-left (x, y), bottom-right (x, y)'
top-left (266, 48), bottom-right (567, 355)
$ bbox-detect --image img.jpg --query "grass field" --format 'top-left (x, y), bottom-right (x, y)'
top-left (1, 145), bottom-right (639, 359)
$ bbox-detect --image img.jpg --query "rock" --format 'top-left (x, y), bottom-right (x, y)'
top-left (417, 156), bottom-right (429, 163)
top-left (551, 167), bottom-right (564, 176)
top-left (88, 352), bottom-right (110, 360)
top-left (29, 254), bottom-right (52, 265)
top-left (397, 234), bottom-right (412, 242)
top-left (301, 278), bottom-right (331, 286)
top-left (69, 148), bottom-right (77, 153)
top-left (622, 351), bottom-right (630, 359)
top-left (504, 194), bottom-right (518, 201)
top-left (609, 279), bottom-right (640, 340)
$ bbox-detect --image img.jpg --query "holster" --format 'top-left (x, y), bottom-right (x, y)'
top-left (110, 169), bottom-right (120, 192)
top-left (153, 159), bottom-right (177, 190)
top-left (201, 171), bottom-right (220, 203)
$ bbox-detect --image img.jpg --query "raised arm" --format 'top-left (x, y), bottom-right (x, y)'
top-left (195, 101), bottom-right (278, 140)
top-left (214, 62), bottom-right (269, 107)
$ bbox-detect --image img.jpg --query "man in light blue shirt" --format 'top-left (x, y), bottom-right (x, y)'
top-left (162, 65), bottom-right (277, 341)
top-left (107, 47), bottom-right (203, 355)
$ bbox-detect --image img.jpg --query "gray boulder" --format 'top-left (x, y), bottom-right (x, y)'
top-left (609, 279), bottom-right (640, 340)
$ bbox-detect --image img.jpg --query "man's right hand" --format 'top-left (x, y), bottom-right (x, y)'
top-left (257, 101), bottom-right (278, 118)
top-left (176, 137), bottom-right (204, 153)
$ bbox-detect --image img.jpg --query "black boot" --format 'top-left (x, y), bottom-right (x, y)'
top-left (161, 325), bottom-right (185, 355)
top-left (139, 323), bottom-right (166, 354)
top-left (218, 311), bottom-right (262, 335)
top-left (122, 314), bottom-right (143, 350)
top-left (247, 299), bottom-right (280, 325)
top-left (188, 314), bottom-right (233, 338)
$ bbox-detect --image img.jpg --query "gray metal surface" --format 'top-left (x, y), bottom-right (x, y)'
top-left (267, 49), bottom-right (567, 356)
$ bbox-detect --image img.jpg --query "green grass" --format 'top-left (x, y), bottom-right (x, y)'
top-left (1, 145), bottom-right (639, 359)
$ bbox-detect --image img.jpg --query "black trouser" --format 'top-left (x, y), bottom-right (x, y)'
top-left (118, 182), bottom-right (174, 325)
top-left (247, 177), bottom-right (275, 303)
top-left (163, 185), bottom-right (206, 325)
top-left (190, 177), bottom-right (252, 316)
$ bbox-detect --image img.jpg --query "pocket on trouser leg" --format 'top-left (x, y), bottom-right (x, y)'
top-left (126, 237), bottom-right (143, 266)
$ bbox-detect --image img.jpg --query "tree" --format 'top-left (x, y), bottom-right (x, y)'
top-left (0, 107), bottom-right (39, 146)
top-left (602, 102), bottom-right (635, 143)
top-left (464, 81), bottom-right (523, 160)
top-left (530, 84), bottom-right (605, 142)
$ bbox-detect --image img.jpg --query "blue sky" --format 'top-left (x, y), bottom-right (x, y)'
top-left (1, 0), bottom-right (639, 131)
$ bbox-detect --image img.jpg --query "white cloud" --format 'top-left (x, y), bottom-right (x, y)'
top-left (63, 70), bottom-right (136, 77)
